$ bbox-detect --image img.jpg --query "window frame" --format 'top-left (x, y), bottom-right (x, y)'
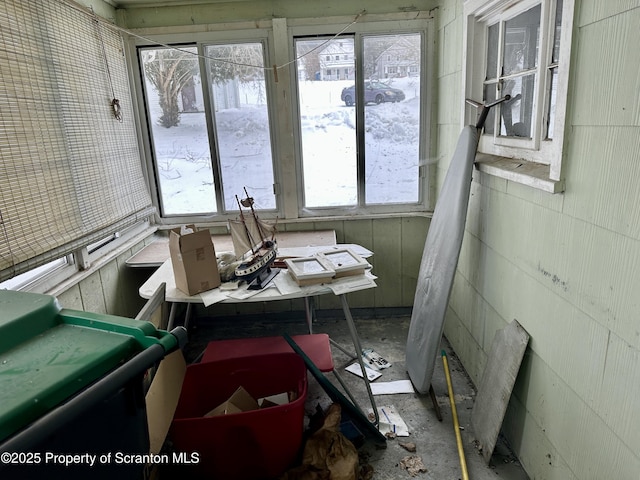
top-left (463, 0), bottom-right (575, 193)
top-left (0, 220), bottom-right (153, 294)
top-left (129, 28), bottom-right (281, 225)
top-left (289, 18), bottom-right (434, 217)
top-left (128, 14), bottom-right (434, 224)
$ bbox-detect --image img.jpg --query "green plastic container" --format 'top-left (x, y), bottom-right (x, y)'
top-left (0, 289), bottom-right (179, 444)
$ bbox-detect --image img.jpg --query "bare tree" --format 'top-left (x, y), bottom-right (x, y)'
top-left (296, 40), bottom-right (323, 81)
top-left (207, 44), bottom-right (265, 83)
top-left (142, 48), bottom-right (199, 128)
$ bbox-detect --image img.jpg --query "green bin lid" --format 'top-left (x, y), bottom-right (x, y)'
top-left (0, 290), bottom-right (178, 443)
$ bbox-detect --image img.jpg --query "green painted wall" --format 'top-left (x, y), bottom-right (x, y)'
top-left (439, 1), bottom-right (640, 479)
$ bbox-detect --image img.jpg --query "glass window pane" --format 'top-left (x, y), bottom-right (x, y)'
top-left (0, 257), bottom-right (70, 290)
top-left (486, 23), bottom-right (499, 80)
top-left (547, 67), bottom-right (558, 139)
top-left (140, 47), bottom-right (216, 215)
top-left (552, 0), bottom-right (563, 64)
top-left (295, 38), bottom-right (357, 207)
top-left (500, 73), bottom-right (536, 138)
top-left (363, 34), bottom-right (421, 204)
top-left (205, 43), bottom-right (276, 211)
top-left (483, 82), bottom-right (497, 135)
top-left (503, 5), bottom-right (541, 75)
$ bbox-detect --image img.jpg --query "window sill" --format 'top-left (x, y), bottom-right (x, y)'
top-left (474, 153), bottom-right (564, 194)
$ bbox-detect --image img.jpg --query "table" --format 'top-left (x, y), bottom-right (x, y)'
top-left (127, 230), bottom-right (338, 268)
top-left (138, 244), bottom-right (380, 425)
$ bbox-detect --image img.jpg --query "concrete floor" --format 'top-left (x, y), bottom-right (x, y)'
top-left (184, 311), bottom-right (530, 480)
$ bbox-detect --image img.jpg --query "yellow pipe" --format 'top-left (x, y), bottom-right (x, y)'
top-left (442, 350), bottom-right (470, 480)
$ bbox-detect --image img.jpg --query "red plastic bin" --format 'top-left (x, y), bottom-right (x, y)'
top-left (170, 352), bottom-right (308, 480)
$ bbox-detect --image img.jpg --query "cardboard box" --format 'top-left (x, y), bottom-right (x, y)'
top-left (169, 225), bottom-right (220, 295)
top-left (258, 392), bottom-right (291, 409)
top-left (204, 386), bottom-right (258, 417)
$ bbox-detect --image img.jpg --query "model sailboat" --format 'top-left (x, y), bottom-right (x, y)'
top-left (228, 188), bottom-right (278, 288)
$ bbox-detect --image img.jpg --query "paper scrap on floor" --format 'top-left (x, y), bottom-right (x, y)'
top-left (345, 362), bottom-right (382, 381)
top-left (362, 348), bottom-right (392, 370)
top-left (371, 380), bottom-right (415, 395)
top-left (369, 404), bottom-right (409, 436)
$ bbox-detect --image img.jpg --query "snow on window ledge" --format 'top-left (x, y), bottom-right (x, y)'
top-left (474, 153), bottom-right (565, 193)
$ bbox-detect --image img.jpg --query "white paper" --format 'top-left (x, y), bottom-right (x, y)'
top-left (273, 270), bottom-right (302, 295)
top-left (226, 286), bottom-right (265, 300)
top-left (370, 380), bottom-right (415, 395)
top-left (345, 362), bottom-right (382, 381)
top-left (201, 288), bottom-right (229, 307)
top-left (368, 404), bottom-right (409, 436)
top-left (362, 348), bottom-right (392, 370)
top-left (328, 275), bottom-right (377, 295)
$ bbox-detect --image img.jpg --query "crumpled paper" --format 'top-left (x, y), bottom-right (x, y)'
top-left (280, 404), bottom-right (359, 480)
top-left (399, 455), bottom-right (428, 476)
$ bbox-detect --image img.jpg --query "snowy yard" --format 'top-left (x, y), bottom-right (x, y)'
top-left (146, 77), bottom-right (422, 214)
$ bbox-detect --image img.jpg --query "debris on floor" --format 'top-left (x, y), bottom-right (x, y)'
top-left (399, 455), bottom-right (428, 477)
top-left (367, 404), bottom-right (409, 436)
top-left (280, 403), bottom-right (374, 480)
top-left (399, 442), bottom-right (417, 453)
top-left (361, 348), bottom-right (392, 370)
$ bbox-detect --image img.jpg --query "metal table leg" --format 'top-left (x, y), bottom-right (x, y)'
top-left (167, 301), bottom-right (193, 332)
top-left (167, 302), bottom-right (178, 331)
top-left (340, 294), bottom-right (379, 426)
top-left (304, 297), bottom-right (314, 334)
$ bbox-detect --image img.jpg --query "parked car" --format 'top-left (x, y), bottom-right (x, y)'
top-left (340, 81), bottom-right (405, 106)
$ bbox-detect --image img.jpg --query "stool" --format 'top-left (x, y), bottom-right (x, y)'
top-left (201, 334), bottom-right (361, 410)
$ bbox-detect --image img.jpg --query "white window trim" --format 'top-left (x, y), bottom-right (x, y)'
top-left (1, 220), bottom-right (155, 295)
top-left (127, 12), bottom-right (435, 223)
top-left (288, 16), bottom-right (434, 217)
top-left (462, 0), bottom-right (575, 193)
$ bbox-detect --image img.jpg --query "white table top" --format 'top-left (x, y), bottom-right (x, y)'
top-left (139, 245), bottom-right (376, 306)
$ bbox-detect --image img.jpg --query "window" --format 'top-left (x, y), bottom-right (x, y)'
top-left (294, 31), bottom-right (427, 212)
top-left (0, 257), bottom-right (73, 292)
top-left (0, 0), bottom-right (154, 283)
top-left (139, 41), bottom-right (277, 216)
top-left (464, 0), bottom-right (574, 192)
top-left (134, 15), bottom-right (432, 220)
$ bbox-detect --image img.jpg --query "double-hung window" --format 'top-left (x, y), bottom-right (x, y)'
top-left (464, 0), bottom-right (575, 192)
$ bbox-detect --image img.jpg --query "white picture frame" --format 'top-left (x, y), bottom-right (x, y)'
top-left (284, 256), bottom-right (335, 286)
top-left (316, 248), bottom-right (369, 278)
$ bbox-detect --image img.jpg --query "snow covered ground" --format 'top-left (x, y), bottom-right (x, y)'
top-left (146, 76), bottom-right (421, 215)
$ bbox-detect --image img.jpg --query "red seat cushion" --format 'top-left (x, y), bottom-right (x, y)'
top-left (201, 334), bottom-right (334, 372)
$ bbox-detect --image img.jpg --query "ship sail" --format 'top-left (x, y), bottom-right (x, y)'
top-left (229, 215), bottom-right (276, 259)
top-left (226, 188), bottom-right (279, 288)
top-left (228, 188), bottom-right (277, 260)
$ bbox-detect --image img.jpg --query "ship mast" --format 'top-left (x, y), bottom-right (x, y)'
top-left (236, 194), bottom-right (257, 255)
top-left (242, 187), bottom-right (266, 247)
